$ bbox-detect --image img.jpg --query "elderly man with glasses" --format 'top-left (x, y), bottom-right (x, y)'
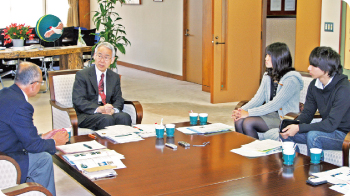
top-left (72, 42), bottom-right (131, 130)
top-left (0, 62), bottom-right (69, 196)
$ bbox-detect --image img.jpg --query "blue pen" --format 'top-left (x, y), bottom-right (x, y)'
top-left (115, 134), bottom-right (132, 137)
top-left (134, 127), bottom-right (143, 131)
top-left (83, 144), bottom-right (92, 149)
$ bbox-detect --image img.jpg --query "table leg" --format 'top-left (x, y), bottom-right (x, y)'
top-left (60, 52), bottom-right (84, 70)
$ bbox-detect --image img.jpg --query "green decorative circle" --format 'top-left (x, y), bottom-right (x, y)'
top-left (35, 14), bottom-right (63, 42)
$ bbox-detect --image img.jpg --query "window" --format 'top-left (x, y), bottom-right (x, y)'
top-left (0, 0), bottom-right (69, 28)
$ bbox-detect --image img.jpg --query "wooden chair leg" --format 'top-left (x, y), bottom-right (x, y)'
top-left (342, 132), bottom-right (350, 166)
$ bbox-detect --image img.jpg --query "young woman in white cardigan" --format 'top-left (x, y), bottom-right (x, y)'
top-left (232, 42), bottom-right (303, 139)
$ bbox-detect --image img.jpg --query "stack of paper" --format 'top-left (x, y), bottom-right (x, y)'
top-left (63, 149), bottom-right (126, 171)
top-left (231, 139), bottom-right (282, 157)
top-left (176, 123), bottom-right (233, 135)
top-left (311, 167), bottom-right (350, 194)
top-left (83, 169), bottom-right (117, 180)
top-left (56, 140), bottom-right (107, 154)
top-left (95, 125), bottom-right (144, 143)
top-left (95, 124), bottom-right (162, 140)
top-left (133, 124), bottom-right (158, 138)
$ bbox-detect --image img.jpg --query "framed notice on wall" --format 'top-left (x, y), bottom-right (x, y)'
top-left (125, 0), bottom-right (141, 4)
top-left (267, 0), bottom-right (297, 17)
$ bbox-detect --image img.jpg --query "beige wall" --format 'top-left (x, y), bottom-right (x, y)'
top-left (90, 0), bottom-right (183, 76)
top-left (266, 18), bottom-right (296, 67)
top-left (89, 1), bottom-right (341, 78)
top-left (320, 0), bottom-right (341, 52)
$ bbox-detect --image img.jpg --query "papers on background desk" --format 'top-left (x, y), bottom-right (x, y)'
top-left (95, 125), bottom-right (144, 143)
top-left (57, 140), bottom-right (107, 154)
top-left (231, 139), bottom-right (282, 157)
top-left (176, 123), bottom-right (233, 135)
top-left (311, 167), bottom-right (350, 194)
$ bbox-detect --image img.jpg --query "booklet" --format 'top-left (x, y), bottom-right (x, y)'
top-left (176, 123), bottom-right (234, 135)
top-left (63, 149), bottom-right (126, 171)
top-left (231, 139), bottom-right (282, 157)
top-left (56, 140), bottom-right (107, 154)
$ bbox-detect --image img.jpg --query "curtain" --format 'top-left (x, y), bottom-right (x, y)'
top-left (67, 0), bottom-right (79, 27)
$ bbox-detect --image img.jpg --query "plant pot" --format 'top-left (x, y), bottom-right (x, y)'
top-left (12, 39), bottom-right (24, 47)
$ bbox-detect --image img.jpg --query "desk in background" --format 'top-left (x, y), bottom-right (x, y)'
top-left (0, 46), bottom-right (92, 70)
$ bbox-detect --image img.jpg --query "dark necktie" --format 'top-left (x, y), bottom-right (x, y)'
top-left (98, 73), bottom-right (106, 105)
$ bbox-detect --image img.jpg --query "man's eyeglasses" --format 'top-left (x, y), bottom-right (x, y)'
top-left (96, 54), bottom-right (112, 61)
top-left (30, 81), bottom-right (45, 85)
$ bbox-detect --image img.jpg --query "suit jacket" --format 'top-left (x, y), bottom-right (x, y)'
top-left (72, 65), bottom-right (124, 125)
top-left (0, 84), bottom-right (56, 183)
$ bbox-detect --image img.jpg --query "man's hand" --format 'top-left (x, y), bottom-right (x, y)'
top-left (104, 104), bottom-right (114, 115)
top-left (42, 129), bottom-right (59, 139)
top-left (280, 124), bottom-right (300, 139)
top-left (53, 131), bottom-right (69, 146)
top-left (42, 128), bottom-right (67, 139)
top-left (96, 106), bottom-right (106, 114)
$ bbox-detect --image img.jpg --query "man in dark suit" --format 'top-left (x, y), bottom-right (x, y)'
top-left (0, 62), bottom-right (69, 196)
top-left (73, 42), bottom-right (131, 130)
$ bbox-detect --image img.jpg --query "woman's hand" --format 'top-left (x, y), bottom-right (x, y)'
top-left (239, 109), bottom-right (249, 119)
top-left (231, 109), bottom-right (241, 121)
top-left (232, 108), bottom-right (249, 121)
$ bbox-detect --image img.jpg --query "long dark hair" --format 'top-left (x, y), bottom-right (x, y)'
top-left (265, 42), bottom-right (294, 81)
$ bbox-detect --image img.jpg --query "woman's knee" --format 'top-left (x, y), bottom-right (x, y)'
top-left (234, 119), bottom-right (244, 133)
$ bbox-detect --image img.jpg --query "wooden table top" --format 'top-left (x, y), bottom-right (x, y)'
top-left (0, 45), bottom-right (92, 59)
top-left (53, 122), bottom-right (340, 196)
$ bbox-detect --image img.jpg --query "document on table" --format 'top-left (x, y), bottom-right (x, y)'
top-left (63, 149), bottom-right (126, 171)
top-left (132, 124), bottom-right (157, 138)
top-left (95, 126), bottom-right (144, 143)
top-left (311, 167), bottom-right (350, 194)
top-left (176, 123), bottom-right (234, 135)
top-left (231, 139), bottom-right (282, 157)
top-left (56, 140), bottom-right (107, 154)
top-left (95, 124), bottom-right (159, 140)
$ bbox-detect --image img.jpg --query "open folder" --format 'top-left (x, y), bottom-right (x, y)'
top-left (56, 140), bottom-right (107, 154)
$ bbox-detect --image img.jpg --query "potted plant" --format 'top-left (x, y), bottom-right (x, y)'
top-left (92, 0), bottom-right (131, 70)
top-left (2, 23), bottom-right (35, 46)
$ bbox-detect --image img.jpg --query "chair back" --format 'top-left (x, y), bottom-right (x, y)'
top-left (298, 73), bottom-right (314, 112)
top-left (49, 70), bottom-right (80, 107)
top-left (300, 74), bottom-right (313, 104)
top-left (0, 154), bottom-right (21, 189)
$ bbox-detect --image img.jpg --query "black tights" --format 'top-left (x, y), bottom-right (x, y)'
top-left (234, 117), bottom-right (269, 139)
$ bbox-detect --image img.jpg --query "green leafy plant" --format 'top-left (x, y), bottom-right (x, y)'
top-left (92, 0), bottom-right (131, 68)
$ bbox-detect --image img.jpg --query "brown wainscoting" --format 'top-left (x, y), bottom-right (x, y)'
top-left (202, 85), bottom-right (210, 92)
top-left (118, 61), bottom-right (184, 81)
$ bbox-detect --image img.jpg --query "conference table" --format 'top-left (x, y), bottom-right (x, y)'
top-left (0, 45), bottom-right (92, 69)
top-left (53, 121), bottom-right (341, 196)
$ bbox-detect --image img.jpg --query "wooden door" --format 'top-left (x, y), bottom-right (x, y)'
top-left (211, 0), bottom-right (263, 103)
top-left (184, 0), bottom-right (203, 84)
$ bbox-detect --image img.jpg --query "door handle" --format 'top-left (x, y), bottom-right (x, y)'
top-left (185, 29), bottom-right (190, 36)
top-left (215, 42), bottom-right (225, 45)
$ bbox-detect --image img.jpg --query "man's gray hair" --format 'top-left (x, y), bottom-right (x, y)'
top-left (14, 62), bottom-right (41, 86)
top-left (95, 42), bottom-right (116, 58)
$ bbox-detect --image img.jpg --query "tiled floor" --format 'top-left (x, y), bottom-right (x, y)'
top-left (1, 65), bottom-right (237, 195)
